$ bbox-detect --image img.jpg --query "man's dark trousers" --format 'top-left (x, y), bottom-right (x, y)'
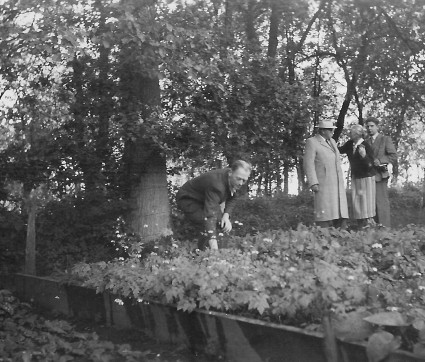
top-left (177, 197), bottom-right (223, 250)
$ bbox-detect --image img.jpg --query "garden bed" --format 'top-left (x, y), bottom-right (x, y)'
top-left (69, 225), bottom-right (425, 361)
top-left (3, 228), bottom-right (424, 362)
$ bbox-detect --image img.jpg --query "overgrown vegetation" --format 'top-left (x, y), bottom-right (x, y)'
top-left (0, 289), bottom-right (219, 361)
top-left (1, 184), bottom-right (424, 276)
top-left (0, 289), bottom-right (148, 361)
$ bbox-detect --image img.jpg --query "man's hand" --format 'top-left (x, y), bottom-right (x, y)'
top-left (209, 238), bottom-right (218, 250)
top-left (220, 213), bottom-right (232, 233)
top-left (310, 184), bottom-right (319, 193)
top-left (373, 159), bottom-right (380, 166)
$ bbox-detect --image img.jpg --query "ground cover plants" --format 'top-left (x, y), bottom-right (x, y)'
top-left (0, 289), bottom-right (219, 362)
top-left (72, 224), bottom-right (425, 361)
top-left (0, 289), bottom-right (148, 361)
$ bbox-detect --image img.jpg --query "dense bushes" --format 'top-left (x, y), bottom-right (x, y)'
top-left (1, 184), bottom-right (424, 275)
top-left (230, 192), bottom-right (314, 234)
top-left (35, 195), bottom-right (125, 275)
top-left (0, 194), bottom-right (126, 275)
top-left (230, 184), bottom-right (425, 234)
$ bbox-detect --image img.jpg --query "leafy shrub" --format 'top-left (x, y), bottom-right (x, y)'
top-left (1, 183), bottom-right (425, 276)
top-left (35, 194), bottom-right (127, 275)
top-left (73, 225), bottom-right (424, 321)
top-left (229, 192), bottom-right (314, 235)
top-left (0, 289), bottom-right (150, 361)
top-left (0, 208), bottom-right (25, 274)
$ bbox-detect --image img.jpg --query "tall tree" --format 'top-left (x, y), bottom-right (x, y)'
top-left (117, 0), bottom-right (171, 240)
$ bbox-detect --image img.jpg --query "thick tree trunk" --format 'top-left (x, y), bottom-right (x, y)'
top-left (119, 47), bottom-right (171, 240)
top-left (126, 145), bottom-right (170, 239)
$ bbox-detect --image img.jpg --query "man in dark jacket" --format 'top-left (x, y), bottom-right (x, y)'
top-left (176, 160), bottom-right (251, 250)
top-left (365, 116), bottom-right (397, 227)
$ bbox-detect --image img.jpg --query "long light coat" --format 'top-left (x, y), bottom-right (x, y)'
top-left (303, 134), bottom-right (348, 222)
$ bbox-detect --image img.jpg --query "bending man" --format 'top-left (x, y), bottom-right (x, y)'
top-left (176, 160), bottom-right (251, 250)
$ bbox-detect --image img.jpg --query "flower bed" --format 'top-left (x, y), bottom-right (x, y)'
top-left (72, 224), bottom-right (425, 361)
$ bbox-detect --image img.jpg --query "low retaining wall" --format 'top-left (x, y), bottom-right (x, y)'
top-left (0, 273), bottom-right (422, 362)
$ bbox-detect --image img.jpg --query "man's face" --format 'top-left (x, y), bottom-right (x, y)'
top-left (320, 128), bottom-right (334, 140)
top-left (366, 122), bottom-right (379, 137)
top-left (229, 167), bottom-right (250, 191)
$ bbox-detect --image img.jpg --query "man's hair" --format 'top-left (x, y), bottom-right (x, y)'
top-left (365, 116), bottom-right (380, 126)
top-left (231, 160), bottom-right (252, 172)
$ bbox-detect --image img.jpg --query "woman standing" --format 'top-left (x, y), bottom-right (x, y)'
top-left (339, 124), bottom-right (376, 227)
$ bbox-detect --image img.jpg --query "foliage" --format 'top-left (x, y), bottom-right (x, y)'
top-left (0, 208), bottom-right (25, 274)
top-left (71, 224), bottom-right (425, 358)
top-left (0, 183), bottom-right (422, 276)
top-left (0, 289), bottom-right (149, 361)
top-left (230, 192), bottom-right (314, 234)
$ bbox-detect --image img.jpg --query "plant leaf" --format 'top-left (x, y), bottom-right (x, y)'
top-left (366, 331), bottom-right (401, 362)
top-left (332, 311), bottom-right (374, 342)
top-left (363, 312), bottom-right (410, 327)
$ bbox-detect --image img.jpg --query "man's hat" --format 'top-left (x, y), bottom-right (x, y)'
top-left (316, 120), bottom-right (336, 129)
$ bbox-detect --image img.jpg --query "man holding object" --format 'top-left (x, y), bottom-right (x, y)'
top-left (176, 160), bottom-right (251, 250)
top-left (365, 116), bottom-right (397, 227)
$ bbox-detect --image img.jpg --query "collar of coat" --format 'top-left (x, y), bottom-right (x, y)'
top-left (316, 134), bottom-right (335, 151)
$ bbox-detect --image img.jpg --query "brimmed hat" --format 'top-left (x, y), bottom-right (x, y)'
top-left (317, 120), bottom-right (336, 129)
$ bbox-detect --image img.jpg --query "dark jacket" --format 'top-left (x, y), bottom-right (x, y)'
top-left (339, 140), bottom-right (375, 179)
top-left (176, 168), bottom-right (241, 233)
top-left (366, 134), bottom-right (397, 182)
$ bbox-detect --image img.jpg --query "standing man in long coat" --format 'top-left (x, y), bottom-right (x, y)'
top-left (303, 120), bottom-right (349, 228)
top-left (365, 116), bottom-right (397, 227)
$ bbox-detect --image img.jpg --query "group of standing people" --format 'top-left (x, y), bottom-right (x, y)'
top-left (303, 117), bottom-right (397, 229)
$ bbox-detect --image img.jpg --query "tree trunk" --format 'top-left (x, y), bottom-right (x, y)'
top-left (119, 72), bottom-right (170, 239)
top-left (296, 157), bottom-right (306, 193)
top-left (126, 145), bottom-right (170, 239)
top-left (283, 162), bottom-right (289, 195)
top-left (24, 190), bottom-right (37, 275)
top-left (245, 0), bottom-right (259, 50)
top-left (71, 56), bottom-right (96, 193)
top-left (220, 0), bottom-right (233, 59)
top-left (267, 0), bottom-right (281, 58)
top-left (256, 172), bottom-right (263, 196)
top-left (94, 0), bottom-right (112, 183)
top-left (121, 74), bottom-right (171, 240)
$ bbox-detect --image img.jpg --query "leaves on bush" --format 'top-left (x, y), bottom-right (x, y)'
top-left (332, 310), bottom-right (374, 342)
top-left (363, 312), bottom-right (410, 327)
top-left (366, 331), bottom-right (401, 362)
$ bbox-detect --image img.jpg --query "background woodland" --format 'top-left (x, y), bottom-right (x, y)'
top-left (0, 0), bottom-right (424, 274)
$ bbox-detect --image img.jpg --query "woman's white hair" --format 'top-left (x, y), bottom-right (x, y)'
top-left (350, 124), bottom-right (365, 136)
